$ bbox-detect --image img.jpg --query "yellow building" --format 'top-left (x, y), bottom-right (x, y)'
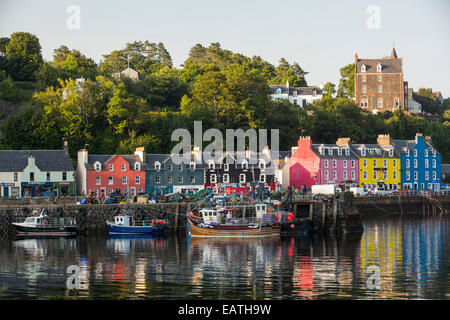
top-left (354, 135), bottom-right (401, 190)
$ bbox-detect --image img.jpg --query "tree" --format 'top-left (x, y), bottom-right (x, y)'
top-left (0, 37), bottom-right (10, 56)
top-left (51, 45), bottom-right (98, 80)
top-left (414, 88), bottom-right (443, 115)
top-left (322, 82), bottom-right (336, 97)
top-left (106, 83), bottom-right (149, 140)
top-left (270, 58), bottom-right (308, 87)
top-left (337, 63), bottom-right (355, 99)
top-left (4, 32), bottom-right (42, 81)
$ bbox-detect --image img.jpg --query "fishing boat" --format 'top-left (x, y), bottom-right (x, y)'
top-left (186, 203), bottom-right (281, 238)
top-left (12, 209), bottom-right (77, 236)
top-left (106, 212), bottom-right (166, 235)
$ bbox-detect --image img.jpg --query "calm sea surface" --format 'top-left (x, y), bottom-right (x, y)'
top-left (0, 215), bottom-right (449, 300)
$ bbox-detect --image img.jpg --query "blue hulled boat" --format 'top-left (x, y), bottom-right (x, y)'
top-left (106, 213), bottom-right (166, 235)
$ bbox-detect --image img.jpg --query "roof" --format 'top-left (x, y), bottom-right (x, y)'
top-left (356, 57), bottom-right (403, 74)
top-left (311, 144), bottom-right (359, 159)
top-left (351, 143), bottom-right (400, 158)
top-left (392, 139), bottom-right (439, 155)
top-left (86, 154), bottom-right (145, 170)
top-left (269, 85), bottom-right (323, 96)
top-left (0, 150), bottom-right (74, 172)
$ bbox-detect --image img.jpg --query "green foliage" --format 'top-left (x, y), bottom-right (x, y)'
top-left (51, 45), bottom-right (98, 80)
top-left (414, 88), bottom-right (445, 115)
top-left (270, 58), bottom-right (308, 87)
top-left (322, 82), bottom-right (336, 97)
top-left (337, 63), bottom-right (355, 99)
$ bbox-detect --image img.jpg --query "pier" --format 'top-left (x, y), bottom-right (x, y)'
top-left (0, 192), bottom-right (448, 239)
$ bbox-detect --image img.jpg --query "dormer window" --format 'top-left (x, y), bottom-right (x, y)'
top-left (241, 160), bottom-right (248, 170)
top-left (94, 162), bottom-right (101, 172)
top-left (337, 148), bottom-right (342, 156)
top-left (328, 148), bottom-right (332, 156)
top-left (320, 147), bottom-right (324, 155)
top-left (389, 148), bottom-right (393, 157)
top-left (312, 89), bottom-right (317, 97)
top-left (208, 160), bottom-right (215, 170)
top-left (134, 162), bottom-right (140, 171)
top-left (345, 148), bottom-right (350, 156)
top-left (361, 64), bottom-right (366, 73)
top-left (154, 161), bottom-right (161, 171)
top-left (361, 148), bottom-right (366, 156)
top-left (259, 160), bottom-right (266, 169)
top-left (376, 63), bottom-right (382, 72)
top-left (190, 162), bottom-right (196, 171)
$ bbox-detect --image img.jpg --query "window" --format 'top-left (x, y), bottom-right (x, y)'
top-left (242, 161), bottom-right (248, 170)
top-left (332, 160), bottom-right (337, 168)
top-left (425, 159), bottom-right (429, 168)
top-left (62, 172), bottom-right (67, 181)
top-left (223, 174), bottom-right (229, 183)
top-left (363, 171), bottom-right (367, 180)
top-left (406, 149), bottom-right (410, 157)
top-left (393, 171), bottom-right (397, 180)
top-left (190, 163), bottom-right (196, 171)
top-left (378, 98), bottom-right (383, 108)
top-left (373, 159), bottom-right (377, 167)
top-left (432, 159), bottom-right (436, 168)
top-left (314, 172), bottom-right (318, 180)
top-left (14, 172), bottom-right (18, 182)
top-left (406, 159), bottom-right (410, 168)
top-left (362, 85), bottom-right (366, 94)
top-left (362, 75), bottom-right (366, 82)
top-left (373, 170), bottom-right (377, 180)
top-left (260, 174), bottom-right (266, 182)
top-left (134, 163), bottom-right (140, 171)
top-left (178, 164), bottom-right (183, 171)
top-left (361, 148), bottom-right (366, 156)
top-left (395, 97), bottom-right (400, 107)
top-left (377, 63), bottom-right (382, 72)
top-left (224, 164), bottom-right (229, 171)
top-left (433, 172), bottom-right (437, 180)
top-left (414, 149), bottom-right (418, 157)
top-left (351, 160), bottom-right (355, 168)
top-left (95, 162), bottom-right (101, 172)
top-left (363, 159), bottom-right (367, 168)
top-left (393, 159), bottom-right (397, 168)
top-left (155, 176), bottom-right (161, 184)
top-left (208, 161), bottom-right (215, 170)
top-left (378, 75), bottom-right (382, 82)
top-left (168, 164), bottom-right (173, 171)
top-left (425, 172), bottom-right (429, 180)
top-left (343, 171), bottom-right (347, 180)
top-left (96, 176), bottom-right (101, 185)
top-left (325, 160), bottom-right (329, 168)
top-left (406, 171), bottom-right (410, 180)
top-left (378, 85), bottom-right (382, 93)
top-left (178, 176), bottom-right (183, 183)
top-left (361, 65), bottom-right (366, 72)
top-left (324, 171), bottom-right (329, 180)
top-left (211, 174), bottom-right (217, 183)
top-left (30, 172), bottom-right (34, 181)
top-left (47, 172), bottom-right (50, 181)
top-left (122, 164), bottom-right (126, 171)
top-left (360, 97), bottom-right (368, 108)
top-left (136, 176), bottom-right (140, 184)
top-left (338, 148), bottom-right (342, 156)
top-left (425, 150), bottom-right (428, 157)
top-left (168, 176), bottom-right (173, 184)
top-left (108, 176), bottom-right (113, 185)
top-left (155, 162), bottom-right (161, 171)
top-left (384, 159), bottom-right (387, 168)
top-left (414, 159), bottom-right (417, 168)
top-left (351, 171), bottom-right (355, 180)
top-left (259, 160), bottom-right (266, 169)
top-left (389, 149), bottom-right (393, 157)
top-left (239, 174), bottom-right (246, 183)
top-left (109, 164), bottom-right (114, 172)
top-left (345, 148), bottom-right (350, 156)
top-left (190, 176), bottom-right (195, 183)
top-left (414, 171), bottom-right (418, 180)
top-left (122, 176), bottom-right (127, 185)
top-left (343, 160), bottom-right (347, 168)
top-left (333, 171), bottom-right (337, 180)
top-left (328, 148), bottom-right (332, 156)
top-left (130, 188), bottom-right (136, 196)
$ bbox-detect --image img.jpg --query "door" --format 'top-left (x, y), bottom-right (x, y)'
top-left (3, 187), bottom-right (8, 198)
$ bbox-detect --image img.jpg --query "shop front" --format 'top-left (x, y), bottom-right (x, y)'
top-left (146, 185), bottom-right (173, 196)
top-left (21, 182), bottom-right (53, 197)
top-left (0, 182), bottom-right (19, 198)
top-left (53, 181), bottom-right (75, 197)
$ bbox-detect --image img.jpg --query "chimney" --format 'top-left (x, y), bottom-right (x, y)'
top-left (297, 136), bottom-right (312, 150)
top-left (336, 137), bottom-right (351, 146)
top-left (78, 149), bottom-right (88, 165)
top-left (134, 147), bottom-right (145, 163)
top-left (62, 139), bottom-right (68, 153)
top-left (377, 134), bottom-right (392, 147)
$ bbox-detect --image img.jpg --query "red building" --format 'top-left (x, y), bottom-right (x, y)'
top-left (77, 148), bottom-right (146, 196)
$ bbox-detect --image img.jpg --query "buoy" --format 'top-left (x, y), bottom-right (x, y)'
top-left (287, 216), bottom-right (292, 221)
top-left (290, 224), bottom-right (295, 229)
top-left (276, 214), bottom-right (280, 221)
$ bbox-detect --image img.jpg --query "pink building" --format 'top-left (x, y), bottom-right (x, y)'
top-left (288, 137), bottom-right (359, 189)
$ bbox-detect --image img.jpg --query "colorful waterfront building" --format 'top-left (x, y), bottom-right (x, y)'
top-left (393, 133), bottom-right (442, 190)
top-left (0, 146), bottom-right (75, 198)
top-left (288, 136), bottom-right (360, 189)
top-left (354, 134), bottom-right (401, 191)
top-left (145, 147), bottom-right (205, 196)
top-left (76, 147), bottom-right (146, 196)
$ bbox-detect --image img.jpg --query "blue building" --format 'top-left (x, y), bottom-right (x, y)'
top-left (393, 133), bottom-right (442, 190)
top-left (145, 148), bottom-right (205, 196)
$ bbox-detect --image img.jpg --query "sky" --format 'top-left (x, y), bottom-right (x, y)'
top-left (0, 0), bottom-right (449, 97)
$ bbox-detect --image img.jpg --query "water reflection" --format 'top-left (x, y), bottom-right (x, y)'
top-left (0, 215), bottom-right (448, 299)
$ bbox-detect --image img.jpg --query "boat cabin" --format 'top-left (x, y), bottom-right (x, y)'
top-left (23, 216), bottom-right (45, 227)
top-left (255, 204), bottom-right (267, 219)
top-left (198, 209), bottom-right (221, 224)
top-left (114, 215), bottom-right (133, 227)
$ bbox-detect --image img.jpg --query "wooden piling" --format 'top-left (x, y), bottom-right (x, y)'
top-left (309, 203), bottom-right (313, 219)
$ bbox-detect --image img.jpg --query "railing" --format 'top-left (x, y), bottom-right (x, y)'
top-left (14, 217), bottom-right (77, 227)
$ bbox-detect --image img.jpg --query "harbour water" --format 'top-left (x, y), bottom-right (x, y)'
top-left (0, 214), bottom-right (449, 300)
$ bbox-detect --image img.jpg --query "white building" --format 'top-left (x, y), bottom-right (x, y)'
top-left (407, 88), bottom-right (422, 113)
top-left (269, 81), bottom-right (323, 107)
